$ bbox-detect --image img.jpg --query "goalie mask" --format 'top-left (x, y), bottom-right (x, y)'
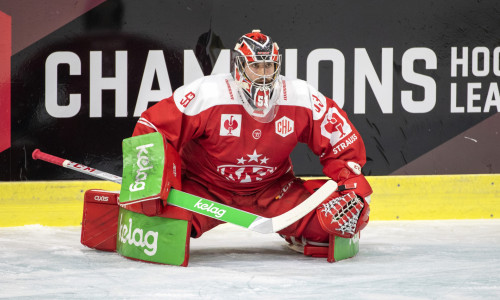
top-left (233, 30), bottom-right (282, 123)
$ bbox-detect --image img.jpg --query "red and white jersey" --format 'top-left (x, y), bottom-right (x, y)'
top-left (133, 74), bottom-right (366, 194)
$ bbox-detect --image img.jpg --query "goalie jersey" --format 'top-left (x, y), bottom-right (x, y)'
top-left (133, 73), bottom-right (366, 194)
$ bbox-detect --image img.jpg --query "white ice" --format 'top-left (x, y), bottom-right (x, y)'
top-left (1, 220), bottom-right (499, 299)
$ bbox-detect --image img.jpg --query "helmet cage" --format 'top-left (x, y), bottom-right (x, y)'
top-left (233, 30), bottom-right (282, 122)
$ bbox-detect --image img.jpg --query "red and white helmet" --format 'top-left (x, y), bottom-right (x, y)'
top-left (233, 30), bottom-right (282, 122)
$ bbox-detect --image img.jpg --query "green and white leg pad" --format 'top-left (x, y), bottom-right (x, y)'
top-left (286, 233), bottom-right (360, 262)
top-left (116, 207), bottom-right (191, 266)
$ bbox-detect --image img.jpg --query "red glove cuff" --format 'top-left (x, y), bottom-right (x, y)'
top-left (339, 175), bottom-right (372, 200)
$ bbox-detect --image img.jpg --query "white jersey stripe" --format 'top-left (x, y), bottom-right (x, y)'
top-left (137, 117), bottom-right (159, 132)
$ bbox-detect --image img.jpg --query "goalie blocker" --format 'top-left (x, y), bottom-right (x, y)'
top-left (120, 132), bottom-right (182, 216)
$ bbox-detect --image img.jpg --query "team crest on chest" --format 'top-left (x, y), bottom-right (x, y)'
top-left (217, 149), bottom-right (276, 183)
top-left (220, 114), bottom-right (242, 137)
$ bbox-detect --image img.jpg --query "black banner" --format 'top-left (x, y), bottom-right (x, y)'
top-left (1, 0), bottom-right (499, 181)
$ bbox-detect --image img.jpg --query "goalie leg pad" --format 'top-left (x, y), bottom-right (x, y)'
top-left (282, 233), bottom-right (360, 262)
top-left (82, 190), bottom-right (193, 266)
top-left (81, 190), bottom-right (120, 252)
top-left (116, 206), bottom-right (192, 266)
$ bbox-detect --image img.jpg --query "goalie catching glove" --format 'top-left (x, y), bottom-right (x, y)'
top-left (307, 169), bottom-right (372, 239)
top-left (317, 191), bottom-right (369, 238)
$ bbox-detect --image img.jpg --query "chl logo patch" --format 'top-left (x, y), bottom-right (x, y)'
top-left (275, 116), bottom-right (294, 137)
top-left (220, 114), bottom-right (242, 137)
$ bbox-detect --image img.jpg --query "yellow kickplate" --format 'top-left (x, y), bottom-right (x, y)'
top-left (0, 175), bottom-right (498, 227)
top-left (302, 174), bottom-right (499, 221)
top-left (0, 181), bottom-right (120, 227)
top-left (367, 174), bottom-right (499, 220)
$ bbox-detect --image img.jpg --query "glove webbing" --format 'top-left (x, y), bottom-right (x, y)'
top-left (320, 192), bottom-right (364, 236)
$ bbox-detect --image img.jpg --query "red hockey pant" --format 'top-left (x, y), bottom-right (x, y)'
top-left (181, 173), bottom-right (329, 243)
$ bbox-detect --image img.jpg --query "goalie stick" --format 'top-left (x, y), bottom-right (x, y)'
top-left (32, 149), bottom-right (337, 233)
top-left (32, 149), bottom-right (123, 184)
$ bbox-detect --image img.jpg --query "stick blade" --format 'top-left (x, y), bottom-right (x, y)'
top-left (271, 180), bottom-right (338, 232)
top-left (247, 217), bottom-right (274, 234)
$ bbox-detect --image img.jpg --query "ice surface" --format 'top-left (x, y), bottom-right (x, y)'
top-left (1, 220), bottom-right (499, 299)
